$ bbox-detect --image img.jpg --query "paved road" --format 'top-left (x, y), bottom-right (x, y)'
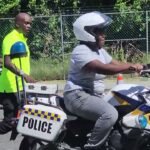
top-left (0, 109), bottom-right (23, 150)
top-left (0, 77), bottom-right (150, 150)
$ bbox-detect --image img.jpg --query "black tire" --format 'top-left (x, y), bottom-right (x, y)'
top-left (38, 143), bottom-right (58, 150)
top-left (136, 137), bottom-right (150, 150)
top-left (19, 136), bottom-right (58, 150)
top-left (19, 137), bottom-right (37, 150)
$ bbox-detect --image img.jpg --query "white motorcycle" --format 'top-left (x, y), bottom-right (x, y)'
top-left (15, 69), bottom-right (150, 150)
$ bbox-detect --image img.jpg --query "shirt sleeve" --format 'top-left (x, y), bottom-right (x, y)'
top-left (2, 32), bottom-right (20, 56)
top-left (101, 48), bottom-right (112, 63)
top-left (72, 45), bottom-right (97, 69)
top-left (2, 37), bottom-right (12, 55)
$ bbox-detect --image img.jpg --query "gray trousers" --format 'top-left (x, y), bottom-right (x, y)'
top-left (64, 89), bottom-right (118, 146)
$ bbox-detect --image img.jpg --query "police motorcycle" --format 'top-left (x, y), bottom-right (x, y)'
top-left (16, 70), bottom-right (150, 150)
top-left (10, 44), bottom-right (150, 150)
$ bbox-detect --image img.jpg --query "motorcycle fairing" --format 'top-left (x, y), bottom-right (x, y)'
top-left (113, 91), bottom-right (143, 107)
top-left (134, 103), bottom-right (150, 114)
top-left (122, 103), bottom-right (150, 130)
top-left (114, 85), bottom-right (147, 104)
top-left (104, 84), bottom-right (149, 106)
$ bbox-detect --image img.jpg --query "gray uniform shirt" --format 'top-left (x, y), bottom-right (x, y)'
top-left (64, 44), bottom-right (112, 94)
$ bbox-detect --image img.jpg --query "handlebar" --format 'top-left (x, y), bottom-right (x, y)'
top-left (143, 64), bottom-right (150, 70)
top-left (140, 70), bottom-right (150, 77)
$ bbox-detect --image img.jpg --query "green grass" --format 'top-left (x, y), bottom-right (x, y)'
top-left (31, 55), bottom-right (70, 81)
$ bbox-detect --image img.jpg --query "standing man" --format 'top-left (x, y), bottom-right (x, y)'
top-left (0, 12), bottom-right (35, 134)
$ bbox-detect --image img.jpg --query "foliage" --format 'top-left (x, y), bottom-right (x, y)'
top-left (28, 15), bottom-right (62, 60)
top-left (31, 54), bottom-right (70, 80)
top-left (0, 0), bottom-right (149, 80)
top-left (31, 52), bottom-right (150, 81)
top-left (25, 0), bottom-right (80, 60)
top-left (106, 0), bottom-right (149, 63)
top-left (114, 0), bottom-right (149, 32)
top-left (106, 40), bottom-right (145, 63)
top-left (27, 0), bottom-right (80, 15)
top-left (0, 0), bottom-right (20, 16)
top-left (115, 0), bottom-right (149, 12)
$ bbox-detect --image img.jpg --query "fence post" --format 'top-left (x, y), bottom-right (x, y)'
top-left (146, 11), bottom-right (149, 59)
top-left (60, 13), bottom-right (66, 80)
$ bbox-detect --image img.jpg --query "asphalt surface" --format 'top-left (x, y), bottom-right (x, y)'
top-left (0, 111), bottom-right (23, 150)
top-left (0, 77), bottom-right (150, 150)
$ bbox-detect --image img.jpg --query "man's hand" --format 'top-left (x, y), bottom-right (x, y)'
top-left (23, 74), bottom-right (37, 83)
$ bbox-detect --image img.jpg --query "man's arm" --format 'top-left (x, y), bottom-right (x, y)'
top-left (0, 57), bottom-right (2, 65)
top-left (4, 55), bottom-right (36, 83)
top-left (4, 55), bottom-right (22, 76)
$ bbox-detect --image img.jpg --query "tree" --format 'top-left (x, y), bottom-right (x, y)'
top-left (113, 0), bottom-right (149, 33)
top-left (115, 0), bottom-right (149, 12)
top-left (0, 0), bottom-right (20, 16)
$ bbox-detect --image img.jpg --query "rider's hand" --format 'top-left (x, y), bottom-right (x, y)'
top-left (129, 64), bottom-right (143, 73)
top-left (135, 64), bottom-right (143, 73)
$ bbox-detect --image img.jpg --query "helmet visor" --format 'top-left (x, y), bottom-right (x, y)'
top-left (84, 14), bottom-right (112, 37)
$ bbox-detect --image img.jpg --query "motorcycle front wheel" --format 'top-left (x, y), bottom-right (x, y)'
top-left (19, 137), bottom-right (37, 150)
top-left (19, 136), bottom-right (58, 150)
top-left (136, 137), bottom-right (150, 150)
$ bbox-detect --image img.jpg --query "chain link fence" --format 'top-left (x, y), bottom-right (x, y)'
top-left (62, 11), bottom-right (149, 59)
top-left (0, 11), bottom-right (149, 80)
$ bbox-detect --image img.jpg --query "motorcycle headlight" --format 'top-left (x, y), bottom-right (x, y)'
top-left (137, 115), bottom-right (147, 129)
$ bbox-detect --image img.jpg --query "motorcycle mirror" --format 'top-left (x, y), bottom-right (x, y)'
top-left (10, 41), bottom-right (27, 58)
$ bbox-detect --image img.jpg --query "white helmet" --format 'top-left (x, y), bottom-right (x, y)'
top-left (73, 11), bottom-right (112, 42)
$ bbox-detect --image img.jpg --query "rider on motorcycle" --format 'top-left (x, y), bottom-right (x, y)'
top-left (63, 11), bottom-right (143, 149)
